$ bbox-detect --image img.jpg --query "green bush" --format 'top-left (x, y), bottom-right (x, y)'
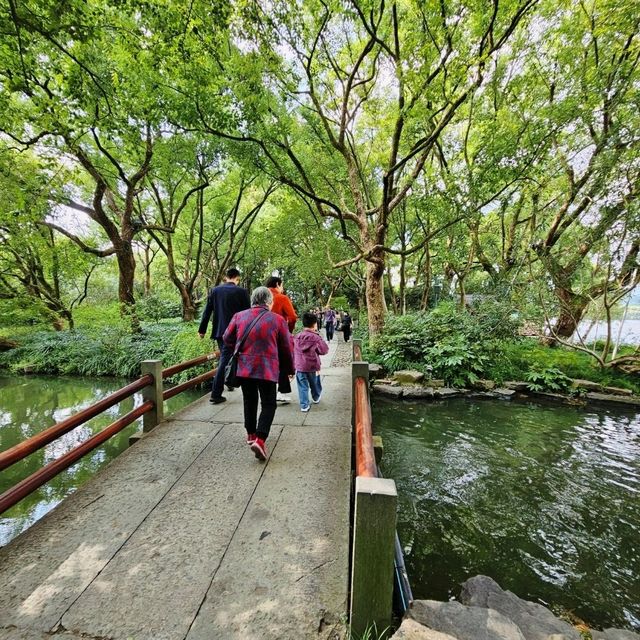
top-left (369, 301), bottom-right (518, 386)
top-left (0, 321), bottom-right (214, 379)
top-left (366, 301), bottom-right (639, 392)
top-left (525, 366), bottom-right (573, 392)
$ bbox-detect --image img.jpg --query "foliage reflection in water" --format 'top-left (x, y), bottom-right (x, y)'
top-left (374, 397), bottom-right (640, 631)
top-left (0, 375), bottom-right (203, 547)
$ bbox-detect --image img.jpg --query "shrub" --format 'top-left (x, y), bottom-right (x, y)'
top-left (368, 301), bottom-right (518, 385)
top-left (525, 366), bottom-right (573, 392)
top-left (0, 321), bottom-right (214, 380)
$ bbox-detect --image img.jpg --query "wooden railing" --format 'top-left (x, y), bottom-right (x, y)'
top-left (0, 353), bottom-right (218, 515)
top-left (350, 340), bottom-right (413, 636)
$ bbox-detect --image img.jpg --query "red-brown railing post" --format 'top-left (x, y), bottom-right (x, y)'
top-left (350, 348), bottom-right (398, 636)
top-left (351, 360), bottom-right (369, 428)
top-left (141, 360), bottom-right (163, 432)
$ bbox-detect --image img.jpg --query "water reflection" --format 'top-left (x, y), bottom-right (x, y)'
top-left (374, 397), bottom-right (640, 631)
top-left (0, 375), bottom-right (204, 547)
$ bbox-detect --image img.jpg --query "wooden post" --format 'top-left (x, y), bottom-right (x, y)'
top-left (141, 360), bottom-right (163, 433)
top-left (352, 338), bottom-right (362, 360)
top-left (350, 476), bottom-right (397, 637)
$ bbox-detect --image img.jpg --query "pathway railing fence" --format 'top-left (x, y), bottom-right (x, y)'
top-left (0, 353), bottom-right (217, 515)
top-left (350, 339), bottom-right (412, 636)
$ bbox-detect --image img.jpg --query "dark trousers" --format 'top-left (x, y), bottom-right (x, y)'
top-left (211, 338), bottom-right (233, 399)
top-left (325, 321), bottom-right (334, 341)
top-left (277, 370), bottom-right (291, 394)
top-left (240, 378), bottom-right (277, 440)
top-left (343, 326), bottom-right (352, 342)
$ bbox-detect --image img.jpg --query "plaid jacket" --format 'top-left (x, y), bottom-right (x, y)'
top-left (223, 306), bottom-right (295, 382)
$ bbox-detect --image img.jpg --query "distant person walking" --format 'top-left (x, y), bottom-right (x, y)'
top-left (294, 312), bottom-right (329, 412)
top-left (198, 268), bottom-right (250, 404)
top-left (223, 287), bottom-right (294, 461)
top-left (341, 311), bottom-right (353, 342)
top-left (266, 276), bottom-right (297, 403)
top-left (324, 307), bottom-right (336, 342)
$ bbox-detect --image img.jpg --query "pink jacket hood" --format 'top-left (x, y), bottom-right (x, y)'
top-left (294, 330), bottom-right (329, 372)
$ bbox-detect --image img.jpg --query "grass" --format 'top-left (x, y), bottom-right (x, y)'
top-left (493, 339), bottom-right (640, 394)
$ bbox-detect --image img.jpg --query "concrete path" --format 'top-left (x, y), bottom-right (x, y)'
top-left (0, 341), bottom-right (352, 640)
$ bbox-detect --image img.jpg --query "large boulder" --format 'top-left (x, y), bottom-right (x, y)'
top-left (460, 576), bottom-right (581, 640)
top-left (408, 600), bottom-right (526, 640)
top-left (394, 370), bottom-right (426, 384)
top-left (391, 619), bottom-right (458, 639)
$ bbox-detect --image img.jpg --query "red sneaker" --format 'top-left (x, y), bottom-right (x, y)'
top-left (250, 437), bottom-right (268, 461)
top-left (246, 433), bottom-right (257, 445)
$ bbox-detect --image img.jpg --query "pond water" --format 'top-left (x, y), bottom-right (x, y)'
top-left (374, 397), bottom-right (640, 631)
top-left (0, 375), bottom-right (204, 547)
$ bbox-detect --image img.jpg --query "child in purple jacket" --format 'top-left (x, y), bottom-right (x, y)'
top-left (294, 312), bottom-right (330, 412)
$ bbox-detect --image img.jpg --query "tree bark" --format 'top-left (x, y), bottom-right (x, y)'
top-left (365, 253), bottom-right (386, 338)
top-left (550, 288), bottom-right (589, 340)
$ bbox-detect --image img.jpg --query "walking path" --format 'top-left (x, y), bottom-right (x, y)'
top-left (0, 340), bottom-right (353, 640)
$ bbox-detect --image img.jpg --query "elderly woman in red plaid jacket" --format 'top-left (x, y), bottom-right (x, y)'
top-left (223, 286), bottom-right (294, 461)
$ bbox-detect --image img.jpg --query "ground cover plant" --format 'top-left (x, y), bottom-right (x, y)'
top-left (366, 304), bottom-right (639, 394)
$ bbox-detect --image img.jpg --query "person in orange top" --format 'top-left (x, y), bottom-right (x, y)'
top-left (266, 276), bottom-right (297, 402)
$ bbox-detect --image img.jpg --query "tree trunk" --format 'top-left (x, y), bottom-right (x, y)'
top-left (365, 256), bottom-right (386, 338)
top-left (550, 288), bottom-right (589, 340)
top-left (116, 243), bottom-right (139, 330)
top-left (179, 285), bottom-right (197, 322)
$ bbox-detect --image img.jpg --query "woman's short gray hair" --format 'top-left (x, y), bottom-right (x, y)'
top-left (251, 286), bottom-right (273, 307)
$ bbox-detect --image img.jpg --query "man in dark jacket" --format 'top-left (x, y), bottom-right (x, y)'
top-left (198, 268), bottom-right (251, 404)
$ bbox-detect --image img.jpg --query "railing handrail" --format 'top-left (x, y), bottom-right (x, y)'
top-left (354, 377), bottom-right (377, 477)
top-left (0, 374), bottom-right (153, 472)
top-left (0, 401), bottom-right (153, 515)
top-left (162, 352), bottom-right (218, 379)
top-left (0, 351), bottom-right (218, 515)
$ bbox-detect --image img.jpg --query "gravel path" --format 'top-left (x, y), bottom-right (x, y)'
top-left (331, 338), bottom-right (353, 368)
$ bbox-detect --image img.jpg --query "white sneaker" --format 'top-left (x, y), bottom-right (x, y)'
top-left (312, 393), bottom-right (322, 404)
top-left (301, 406), bottom-right (310, 412)
top-left (276, 393), bottom-right (291, 403)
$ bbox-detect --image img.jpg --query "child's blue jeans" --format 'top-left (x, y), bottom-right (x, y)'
top-left (295, 371), bottom-right (322, 409)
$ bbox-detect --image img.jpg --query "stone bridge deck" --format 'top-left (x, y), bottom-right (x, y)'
top-left (0, 341), bottom-right (352, 640)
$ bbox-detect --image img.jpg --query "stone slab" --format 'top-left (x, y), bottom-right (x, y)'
top-left (493, 388), bottom-right (516, 399)
top-left (0, 629), bottom-right (90, 640)
top-left (61, 424), bottom-right (282, 640)
top-left (403, 387), bottom-right (435, 400)
top-left (0, 420), bottom-right (221, 633)
top-left (167, 394), bottom-right (230, 422)
top-left (602, 386), bottom-right (633, 396)
top-left (373, 384), bottom-right (404, 398)
top-left (586, 392), bottom-right (640, 406)
top-left (186, 425), bottom-right (351, 640)
top-left (434, 388), bottom-right (463, 398)
top-left (504, 381), bottom-right (529, 392)
top-left (408, 600), bottom-right (526, 640)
